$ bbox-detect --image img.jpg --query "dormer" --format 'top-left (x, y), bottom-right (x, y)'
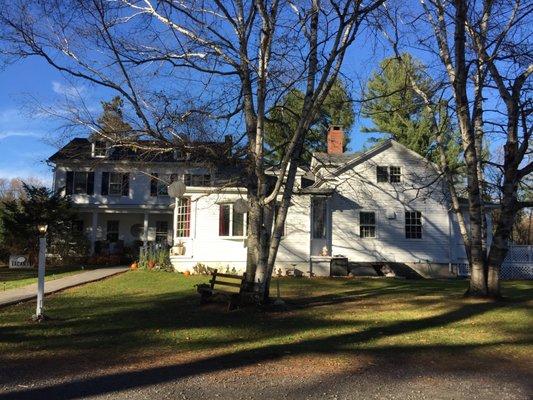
top-left (91, 140), bottom-right (108, 158)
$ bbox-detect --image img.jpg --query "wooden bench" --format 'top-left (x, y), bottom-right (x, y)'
top-left (196, 269), bottom-right (247, 310)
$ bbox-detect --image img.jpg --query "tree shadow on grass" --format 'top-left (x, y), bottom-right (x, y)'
top-left (0, 295), bottom-right (531, 400)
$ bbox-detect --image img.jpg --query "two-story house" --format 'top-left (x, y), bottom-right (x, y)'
top-left (49, 127), bottom-right (474, 278)
top-left (49, 136), bottom-right (232, 256)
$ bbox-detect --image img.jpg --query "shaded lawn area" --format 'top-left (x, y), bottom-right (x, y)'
top-left (0, 266), bottom-right (88, 291)
top-left (0, 271), bottom-right (532, 399)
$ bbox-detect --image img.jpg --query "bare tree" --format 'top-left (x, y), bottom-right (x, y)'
top-left (0, 0), bottom-right (385, 301)
top-left (378, 0), bottom-right (532, 297)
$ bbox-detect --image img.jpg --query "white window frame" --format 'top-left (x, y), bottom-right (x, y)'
top-left (108, 172), bottom-right (124, 196)
top-left (91, 141), bottom-right (107, 158)
top-left (184, 173), bottom-right (211, 187)
top-left (405, 211), bottom-right (423, 239)
top-left (219, 203), bottom-right (247, 238)
top-left (175, 197), bottom-right (191, 238)
top-left (359, 211), bottom-right (377, 238)
top-left (389, 166), bottom-right (401, 183)
top-left (73, 171), bottom-right (89, 194)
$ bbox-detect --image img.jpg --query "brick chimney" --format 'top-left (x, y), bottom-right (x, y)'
top-left (327, 125), bottom-right (344, 154)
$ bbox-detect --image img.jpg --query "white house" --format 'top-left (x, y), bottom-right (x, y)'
top-left (49, 127), bottom-right (473, 278)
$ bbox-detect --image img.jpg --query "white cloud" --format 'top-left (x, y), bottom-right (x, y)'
top-left (52, 81), bottom-right (86, 97)
top-left (0, 131), bottom-right (43, 140)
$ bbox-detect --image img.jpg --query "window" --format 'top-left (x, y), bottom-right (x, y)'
top-left (106, 220), bottom-right (119, 242)
top-left (176, 198), bottom-right (191, 237)
top-left (101, 172), bottom-right (129, 196)
top-left (92, 141), bottom-right (107, 157)
top-left (150, 173), bottom-right (177, 196)
top-left (66, 171), bottom-right (94, 195)
top-left (390, 166), bottom-right (401, 182)
top-left (73, 172), bottom-right (88, 194)
top-left (405, 211), bottom-right (422, 239)
top-left (156, 221), bottom-right (169, 244)
top-left (377, 166), bottom-right (389, 183)
top-left (109, 173), bottom-right (124, 195)
top-left (377, 166), bottom-right (401, 183)
top-left (219, 204), bottom-right (246, 237)
top-left (184, 173), bottom-right (211, 187)
top-left (312, 197), bottom-right (327, 239)
top-left (360, 212), bottom-right (376, 238)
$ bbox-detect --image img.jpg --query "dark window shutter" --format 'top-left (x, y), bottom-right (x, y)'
top-left (101, 172), bottom-right (109, 195)
top-left (150, 173), bottom-right (158, 197)
top-left (65, 171), bottom-right (74, 195)
top-left (87, 172), bottom-right (95, 195)
top-left (122, 173), bottom-right (130, 196)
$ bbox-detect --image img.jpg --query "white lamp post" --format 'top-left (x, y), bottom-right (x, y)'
top-left (34, 223), bottom-right (48, 321)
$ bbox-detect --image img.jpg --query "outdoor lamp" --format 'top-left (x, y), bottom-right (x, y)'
top-left (37, 224), bottom-right (48, 235)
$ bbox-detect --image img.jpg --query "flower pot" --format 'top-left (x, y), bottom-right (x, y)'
top-left (176, 244), bottom-right (186, 256)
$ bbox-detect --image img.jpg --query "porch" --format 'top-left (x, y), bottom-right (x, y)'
top-left (76, 207), bottom-right (173, 256)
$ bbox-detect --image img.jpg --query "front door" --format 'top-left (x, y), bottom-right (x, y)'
top-left (310, 196), bottom-right (331, 255)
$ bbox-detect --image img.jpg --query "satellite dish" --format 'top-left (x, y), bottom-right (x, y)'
top-left (234, 198), bottom-right (248, 214)
top-left (168, 180), bottom-right (186, 198)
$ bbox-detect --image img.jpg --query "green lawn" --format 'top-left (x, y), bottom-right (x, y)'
top-left (0, 265), bottom-right (88, 290)
top-left (0, 272), bottom-right (531, 382)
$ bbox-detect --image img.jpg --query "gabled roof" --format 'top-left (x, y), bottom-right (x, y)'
top-left (310, 139), bottom-right (440, 188)
top-left (312, 152), bottom-right (362, 166)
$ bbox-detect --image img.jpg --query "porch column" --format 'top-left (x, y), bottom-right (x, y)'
top-left (143, 212), bottom-right (149, 247)
top-left (90, 211), bottom-right (98, 255)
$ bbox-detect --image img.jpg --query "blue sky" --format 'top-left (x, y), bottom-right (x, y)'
top-left (0, 31), bottom-right (388, 187)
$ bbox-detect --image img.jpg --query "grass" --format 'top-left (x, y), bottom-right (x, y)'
top-left (0, 265), bottom-right (89, 291)
top-left (0, 271), bottom-right (531, 394)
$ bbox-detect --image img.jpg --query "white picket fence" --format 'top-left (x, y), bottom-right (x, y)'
top-left (456, 245), bottom-right (533, 280)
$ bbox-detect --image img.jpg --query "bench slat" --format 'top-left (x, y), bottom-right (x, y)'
top-left (214, 273), bottom-right (244, 280)
top-left (213, 281), bottom-right (242, 288)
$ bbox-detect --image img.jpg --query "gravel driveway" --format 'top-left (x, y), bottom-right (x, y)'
top-left (1, 349), bottom-right (530, 400)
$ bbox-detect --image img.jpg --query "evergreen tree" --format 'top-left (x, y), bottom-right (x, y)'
top-left (0, 185), bottom-right (88, 265)
top-left (93, 96), bottom-right (133, 141)
top-left (265, 79), bottom-right (355, 163)
top-left (362, 54), bottom-right (459, 164)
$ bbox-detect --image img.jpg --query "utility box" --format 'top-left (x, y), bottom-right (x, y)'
top-left (330, 256), bottom-right (349, 276)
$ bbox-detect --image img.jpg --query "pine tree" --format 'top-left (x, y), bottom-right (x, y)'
top-left (265, 79), bottom-right (355, 163)
top-left (362, 54), bottom-right (459, 163)
top-left (93, 96), bottom-right (133, 142)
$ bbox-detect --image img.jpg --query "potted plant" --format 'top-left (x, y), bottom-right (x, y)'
top-left (175, 240), bottom-right (186, 255)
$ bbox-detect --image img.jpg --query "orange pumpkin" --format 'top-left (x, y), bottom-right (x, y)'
top-left (183, 270), bottom-right (191, 277)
